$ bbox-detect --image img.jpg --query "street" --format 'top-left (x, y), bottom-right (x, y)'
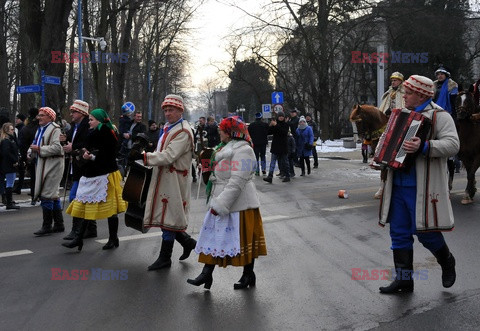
top-left (1, 149), bottom-right (480, 331)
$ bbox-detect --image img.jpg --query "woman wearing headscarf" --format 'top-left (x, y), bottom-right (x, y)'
top-left (295, 116), bottom-right (314, 176)
top-left (187, 116), bottom-right (267, 290)
top-left (62, 108), bottom-right (127, 251)
top-left (0, 122), bottom-right (20, 210)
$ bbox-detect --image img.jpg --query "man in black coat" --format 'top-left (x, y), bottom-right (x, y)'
top-left (13, 114), bottom-right (26, 194)
top-left (19, 108), bottom-right (39, 203)
top-left (264, 111), bottom-right (290, 183)
top-left (205, 116), bottom-right (220, 148)
top-left (60, 100), bottom-right (96, 240)
top-left (248, 112), bottom-right (269, 175)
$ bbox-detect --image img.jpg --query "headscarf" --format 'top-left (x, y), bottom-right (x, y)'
top-left (90, 108), bottom-right (118, 133)
top-left (218, 116), bottom-right (252, 145)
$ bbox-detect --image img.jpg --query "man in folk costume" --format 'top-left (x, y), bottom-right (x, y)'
top-left (129, 94), bottom-right (197, 270)
top-left (31, 107), bottom-right (65, 236)
top-left (374, 72), bottom-right (406, 199)
top-left (378, 75), bottom-right (459, 294)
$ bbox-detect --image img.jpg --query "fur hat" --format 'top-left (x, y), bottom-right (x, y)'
top-left (403, 75), bottom-right (434, 97)
top-left (39, 107), bottom-right (56, 121)
top-left (299, 115), bottom-right (307, 123)
top-left (390, 72), bottom-right (404, 81)
top-left (435, 65), bottom-right (450, 77)
top-left (70, 99), bottom-right (89, 116)
top-left (161, 94), bottom-right (184, 111)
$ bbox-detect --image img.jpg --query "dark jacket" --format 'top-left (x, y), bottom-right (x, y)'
top-left (307, 119), bottom-right (319, 138)
top-left (0, 135), bottom-right (19, 174)
top-left (67, 116), bottom-right (91, 181)
top-left (130, 122), bottom-right (147, 142)
top-left (19, 118), bottom-right (39, 159)
top-left (118, 114), bottom-right (133, 147)
top-left (289, 116), bottom-right (300, 138)
top-left (287, 135), bottom-right (296, 157)
top-left (248, 119), bottom-right (269, 146)
top-left (84, 125), bottom-right (119, 178)
top-left (146, 128), bottom-right (160, 152)
top-left (205, 122), bottom-right (220, 148)
top-left (269, 120), bottom-right (289, 155)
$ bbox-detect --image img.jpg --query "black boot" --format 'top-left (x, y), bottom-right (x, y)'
top-left (34, 209), bottom-right (54, 236)
top-left (52, 209), bottom-right (65, 232)
top-left (263, 172), bottom-right (273, 183)
top-left (433, 244), bottom-right (456, 288)
top-left (176, 232), bottom-right (197, 260)
top-left (148, 240), bottom-right (174, 271)
top-left (362, 150), bottom-right (368, 163)
top-left (62, 219), bottom-right (88, 251)
top-left (103, 216), bottom-right (119, 250)
top-left (5, 188), bottom-right (20, 210)
top-left (1, 193), bottom-right (6, 205)
top-left (83, 220), bottom-right (97, 238)
top-left (187, 264), bottom-right (215, 289)
top-left (234, 260), bottom-right (256, 290)
top-left (63, 217), bottom-right (82, 240)
top-left (379, 249), bottom-right (414, 294)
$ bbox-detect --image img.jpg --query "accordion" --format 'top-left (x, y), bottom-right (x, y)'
top-left (374, 108), bottom-right (431, 170)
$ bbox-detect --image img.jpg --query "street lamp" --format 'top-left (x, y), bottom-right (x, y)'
top-left (238, 105), bottom-right (246, 121)
top-left (77, 0), bottom-right (107, 100)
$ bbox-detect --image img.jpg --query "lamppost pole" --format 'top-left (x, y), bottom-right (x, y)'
top-left (78, 0), bottom-right (83, 100)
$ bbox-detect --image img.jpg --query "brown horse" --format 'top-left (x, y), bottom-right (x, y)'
top-left (349, 104), bottom-right (388, 153)
top-left (455, 91), bottom-right (480, 204)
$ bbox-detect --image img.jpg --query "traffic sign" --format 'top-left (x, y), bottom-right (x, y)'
top-left (16, 84), bottom-right (41, 94)
top-left (271, 91), bottom-right (284, 104)
top-left (262, 104), bottom-right (271, 113)
top-left (273, 104), bottom-right (284, 113)
top-left (122, 101), bottom-right (135, 113)
top-left (43, 75), bottom-right (61, 85)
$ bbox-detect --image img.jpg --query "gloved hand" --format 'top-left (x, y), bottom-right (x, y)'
top-left (128, 149), bottom-right (144, 164)
top-left (210, 208), bottom-right (218, 216)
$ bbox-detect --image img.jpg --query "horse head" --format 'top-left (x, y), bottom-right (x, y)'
top-left (350, 104), bottom-right (387, 136)
top-left (456, 91), bottom-right (476, 120)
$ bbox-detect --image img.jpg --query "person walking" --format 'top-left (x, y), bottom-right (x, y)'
top-left (60, 100), bottom-right (93, 241)
top-left (377, 75), bottom-right (459, 294)
top-left (19, 108), bottom-right (39, 204)
top-left (305, 113), bottom-right (319, 168)
top-left (12, 114), bottom-right (26, 194)
top-left (248, 112), bottom-right (269, 176)
top-left (31, 107), bottom-right (65, 236)
top-left (62, 108), bottom-right (127, 251)
top-left (263, 111), bottom-right (290, 183)
top-left (295, 116), bottom-right (314, 176)
top-left (128, 94), bottom-right (197, 270)
top-left (0, 123), bottom-right (20, 210)
top-left (187, 116), bottom-right (267, 290)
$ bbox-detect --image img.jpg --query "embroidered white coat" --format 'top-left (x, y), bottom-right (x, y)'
top-left (209, 139), bottom-right (260, 216)
top-left (33, 122), bottom-right (65, 200)
top-left (378, 102), bottom-right (460, 231)
top-left (142, 121), bottom-right (194, 231)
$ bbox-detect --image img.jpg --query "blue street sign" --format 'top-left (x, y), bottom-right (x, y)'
top-left (16, 84), bottom-right (42, 94)
top-left (122, 102), bottom-right (135, 113)
top-left (43, 75), bottom-right (61, 85)
top-left (271, 91), bottom-right (284, 104)
top-left (262, 104), bottom-right (271, 113)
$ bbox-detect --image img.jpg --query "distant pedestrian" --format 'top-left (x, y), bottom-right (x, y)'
top-left (146, 120), bottom-right (160, 151)
top-left (13, 114), bottom-right (26, 194)
top-left (0, 123), bottom-right (20, 210)
top-left (287, 129), bottom-right (296, 177)
top-left (263, 111), bottom-right (290, 183)
top-left (248, 112), bottom-right (269, 176)
top-left (20, 108), bottom-right (39, 203)
top-left (205, 116), bottom-right (220, 147)
top-left (305, 113), bottom-right (319, 168)
top-left (295, 116), bottom-right (314, 176)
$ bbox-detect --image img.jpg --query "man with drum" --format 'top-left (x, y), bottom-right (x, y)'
top-left (377, 75), bottom-right (459, 294)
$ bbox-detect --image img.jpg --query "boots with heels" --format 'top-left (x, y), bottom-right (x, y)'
top-left (234, 259), bottom-right (256, 290)
top-left (61, 219), bottom-right (88, 251)
top-left (103, 216), bottom-right (120, 250)
top-left (187, 264), bottom-right (215, 289)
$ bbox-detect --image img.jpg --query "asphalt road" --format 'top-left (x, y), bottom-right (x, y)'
top-left (1, 151), bottom-right (480, 330)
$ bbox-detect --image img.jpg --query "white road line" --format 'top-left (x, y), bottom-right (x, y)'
top-left (0, 249), bottom-right (33, 258)
top-left (262, 215), bottom-right (288, 221)
top-left (322, 201), bottom-right (377, 212)
top-left (95, 232), bottom-right (162, 244)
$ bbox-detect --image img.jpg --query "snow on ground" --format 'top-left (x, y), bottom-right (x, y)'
top-left (316, 139), bottom-right (361, 153)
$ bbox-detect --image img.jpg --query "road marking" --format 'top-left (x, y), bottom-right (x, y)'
top-left (95, 232), bottom-right (162, 244)
top-left (262, 215), bottom-right (288, 221)
top-left (0, 249), bottom-right (33, 258)
top-left (322, 201), bottom-right (377, 211)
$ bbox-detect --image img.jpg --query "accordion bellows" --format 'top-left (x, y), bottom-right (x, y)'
top-left (374, 108), bottom-right (431, 170)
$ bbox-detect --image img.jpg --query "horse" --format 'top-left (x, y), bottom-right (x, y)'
top-left (349, 104), bottom-right (388, 154)
top-left (350, 104), bottom-right (388, 198)
top-left (455, 91), bottom-right (480, 204)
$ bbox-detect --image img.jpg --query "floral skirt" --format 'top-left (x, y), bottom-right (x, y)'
top-left (198, 208), bottom-right (267, 267)
top-left (66, 170), bottom-right (127, 220)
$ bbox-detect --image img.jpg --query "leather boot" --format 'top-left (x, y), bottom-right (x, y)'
top-left (103, 216), bottom-right (119, 250)
top-left (1, 193), bottom-right (6, 205)
top-left (34, 209), bottom-right (54, 236)
top-left (263, 172), bottom-right (273, 183)
top-left (62, 219), bottom-right (88, 251)
top-left (433, 244), bottom-right (456, 288)
top-left (187, 264), bottom-right (215, 289)
top-left (83, 220), bottom-right (97, 239)
top-left (234, 259), bottom-right (256, 290)
top-left (52, 209), bottom-right (65, 232)
top-left (175, 232), bottom-right (197, 260)
top-left (148, 240), bottom-right (174, 271)
top-left (362, 150), bottom-right (368, 163)
top-left (5, 188), bottom-right (20, 210)
top-left (379, 249), bottom-right (414, 294)
top-left (63, 217), bottom-right (82, 240)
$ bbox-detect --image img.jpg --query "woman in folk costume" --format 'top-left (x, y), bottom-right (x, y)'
top-left (31, 107), bottom-right (65, 236)
top-left (187, 116), bottom-right (267, 290)
top-left (63, 108), bottom-right (127, 251)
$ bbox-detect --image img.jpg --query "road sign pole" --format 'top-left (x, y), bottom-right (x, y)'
top-left (41, 70), bottom-right (46, 107)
